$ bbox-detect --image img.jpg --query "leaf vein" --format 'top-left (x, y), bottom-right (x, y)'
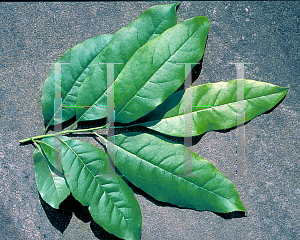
top-left (59, 139), bottom-right (131, 228)
top-left (116, 26), bottom-right (202, 119)
top-left (114, 140), bottom-right (234, 204)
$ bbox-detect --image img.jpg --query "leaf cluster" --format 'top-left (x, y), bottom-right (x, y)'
top-left (20, 3), bottom-right (289, 239)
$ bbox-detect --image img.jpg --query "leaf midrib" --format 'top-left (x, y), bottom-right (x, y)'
top-left (76, 11), bottom-right (176, 123)
top-left (113, 136), bottom-right (236, 207)
top-left (58, 138), bottom-right (132, 228)
top-left (45, 36), bottom-right (111, 128)
top-left (141, 87), bottom-right (287, 124)
top-left (115, 21), bottom-right (202, 120)
top-left (35, 142), bottom-right (65, 203)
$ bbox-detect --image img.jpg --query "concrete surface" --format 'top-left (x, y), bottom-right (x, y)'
top-left (0, 1), bottom-right (299, 239)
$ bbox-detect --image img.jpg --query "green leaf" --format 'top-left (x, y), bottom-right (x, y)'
top-left (58, 137), bottom-right (142, 240)
top-left (33, 137), bottom-right (70, 209)
top-left (110, 132), bottom-right (246, 213)
top-left (76, 3), bottom-right (179, 123)
top-left (77, 15), bottom-right (210, 124)
top-left (138, 79), bottom-right (289, 137)
top-left (114, 16), bottom-right (210, 123)
top-left (41, 34), bottom-right (113, 127)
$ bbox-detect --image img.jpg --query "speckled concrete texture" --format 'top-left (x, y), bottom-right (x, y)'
top-left (0, 1), bottom-right (299, 239)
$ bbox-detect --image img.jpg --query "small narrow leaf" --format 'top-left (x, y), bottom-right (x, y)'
top-left (33, 137), bottom-right (70, 209)
top-left (76, 3), bottom-right (179, 123)
top-left (41, 34), bottom-right (113, 127)
top-left (110, 132), bottom-right (246, 213)
top-left (138, 79), bottom-right (289, 137)
top-left (59, 137), bottom-right (142, 240)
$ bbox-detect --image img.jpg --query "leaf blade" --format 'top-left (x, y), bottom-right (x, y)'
top-left (41, 34), bottom-right (113, 127)
top-left (59, 137), bottom-right (142, 240)
top-left (114, 16), bottom-right (210, 123)
top-left (33, 138), bottom-right (70, 209)
top-left (111, 132), bottom-right (246, 213)
top-left (138, 79), bottom-right (289, 137)
top-left (76, 3), bottom-right (179, 123)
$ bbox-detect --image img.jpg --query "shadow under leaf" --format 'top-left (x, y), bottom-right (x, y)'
top-left (39, 193), bottom-right (72, 234)
top-left (44, 115), bottom-right (77, 134)
top-left (40, 193), bottom-right (123, 239)
top-left (213, 211), bottom-right (246, 219)
top-left (90, 221), bottom-right (123, 240)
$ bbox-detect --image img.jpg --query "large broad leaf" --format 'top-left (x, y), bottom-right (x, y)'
top-left (76, 16), bottom-right (209, 124)
top-left (137, 79), bottom-right (289, 137)
top-left (113, 16), bottom-right (210, 123)
top-left (57, 137), bottom-right (142, 240)
top-left (33, 137), bottom-right (70, 209)
top-left (41, 34), bottom-right (114, 127)
top-left (109, 132), bottom-right (246, 213)
top-left (76, 3), bottom-right (179, 123)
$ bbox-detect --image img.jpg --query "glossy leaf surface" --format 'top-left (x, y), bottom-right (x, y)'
top-left (76, 3), bottom-right (179, 123)
top-left (110, 132), bottom-right (246, 213)
top-left (41, 34), bottom-right (113, 127)
top-left (33, 137), bottom-right (70, 209)
top-left (138, 79), bottom-right (289, 137)
top-left (114, 16), bottom-right (210, 123)
top-left (58, 137), bottom-right (142, 240)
